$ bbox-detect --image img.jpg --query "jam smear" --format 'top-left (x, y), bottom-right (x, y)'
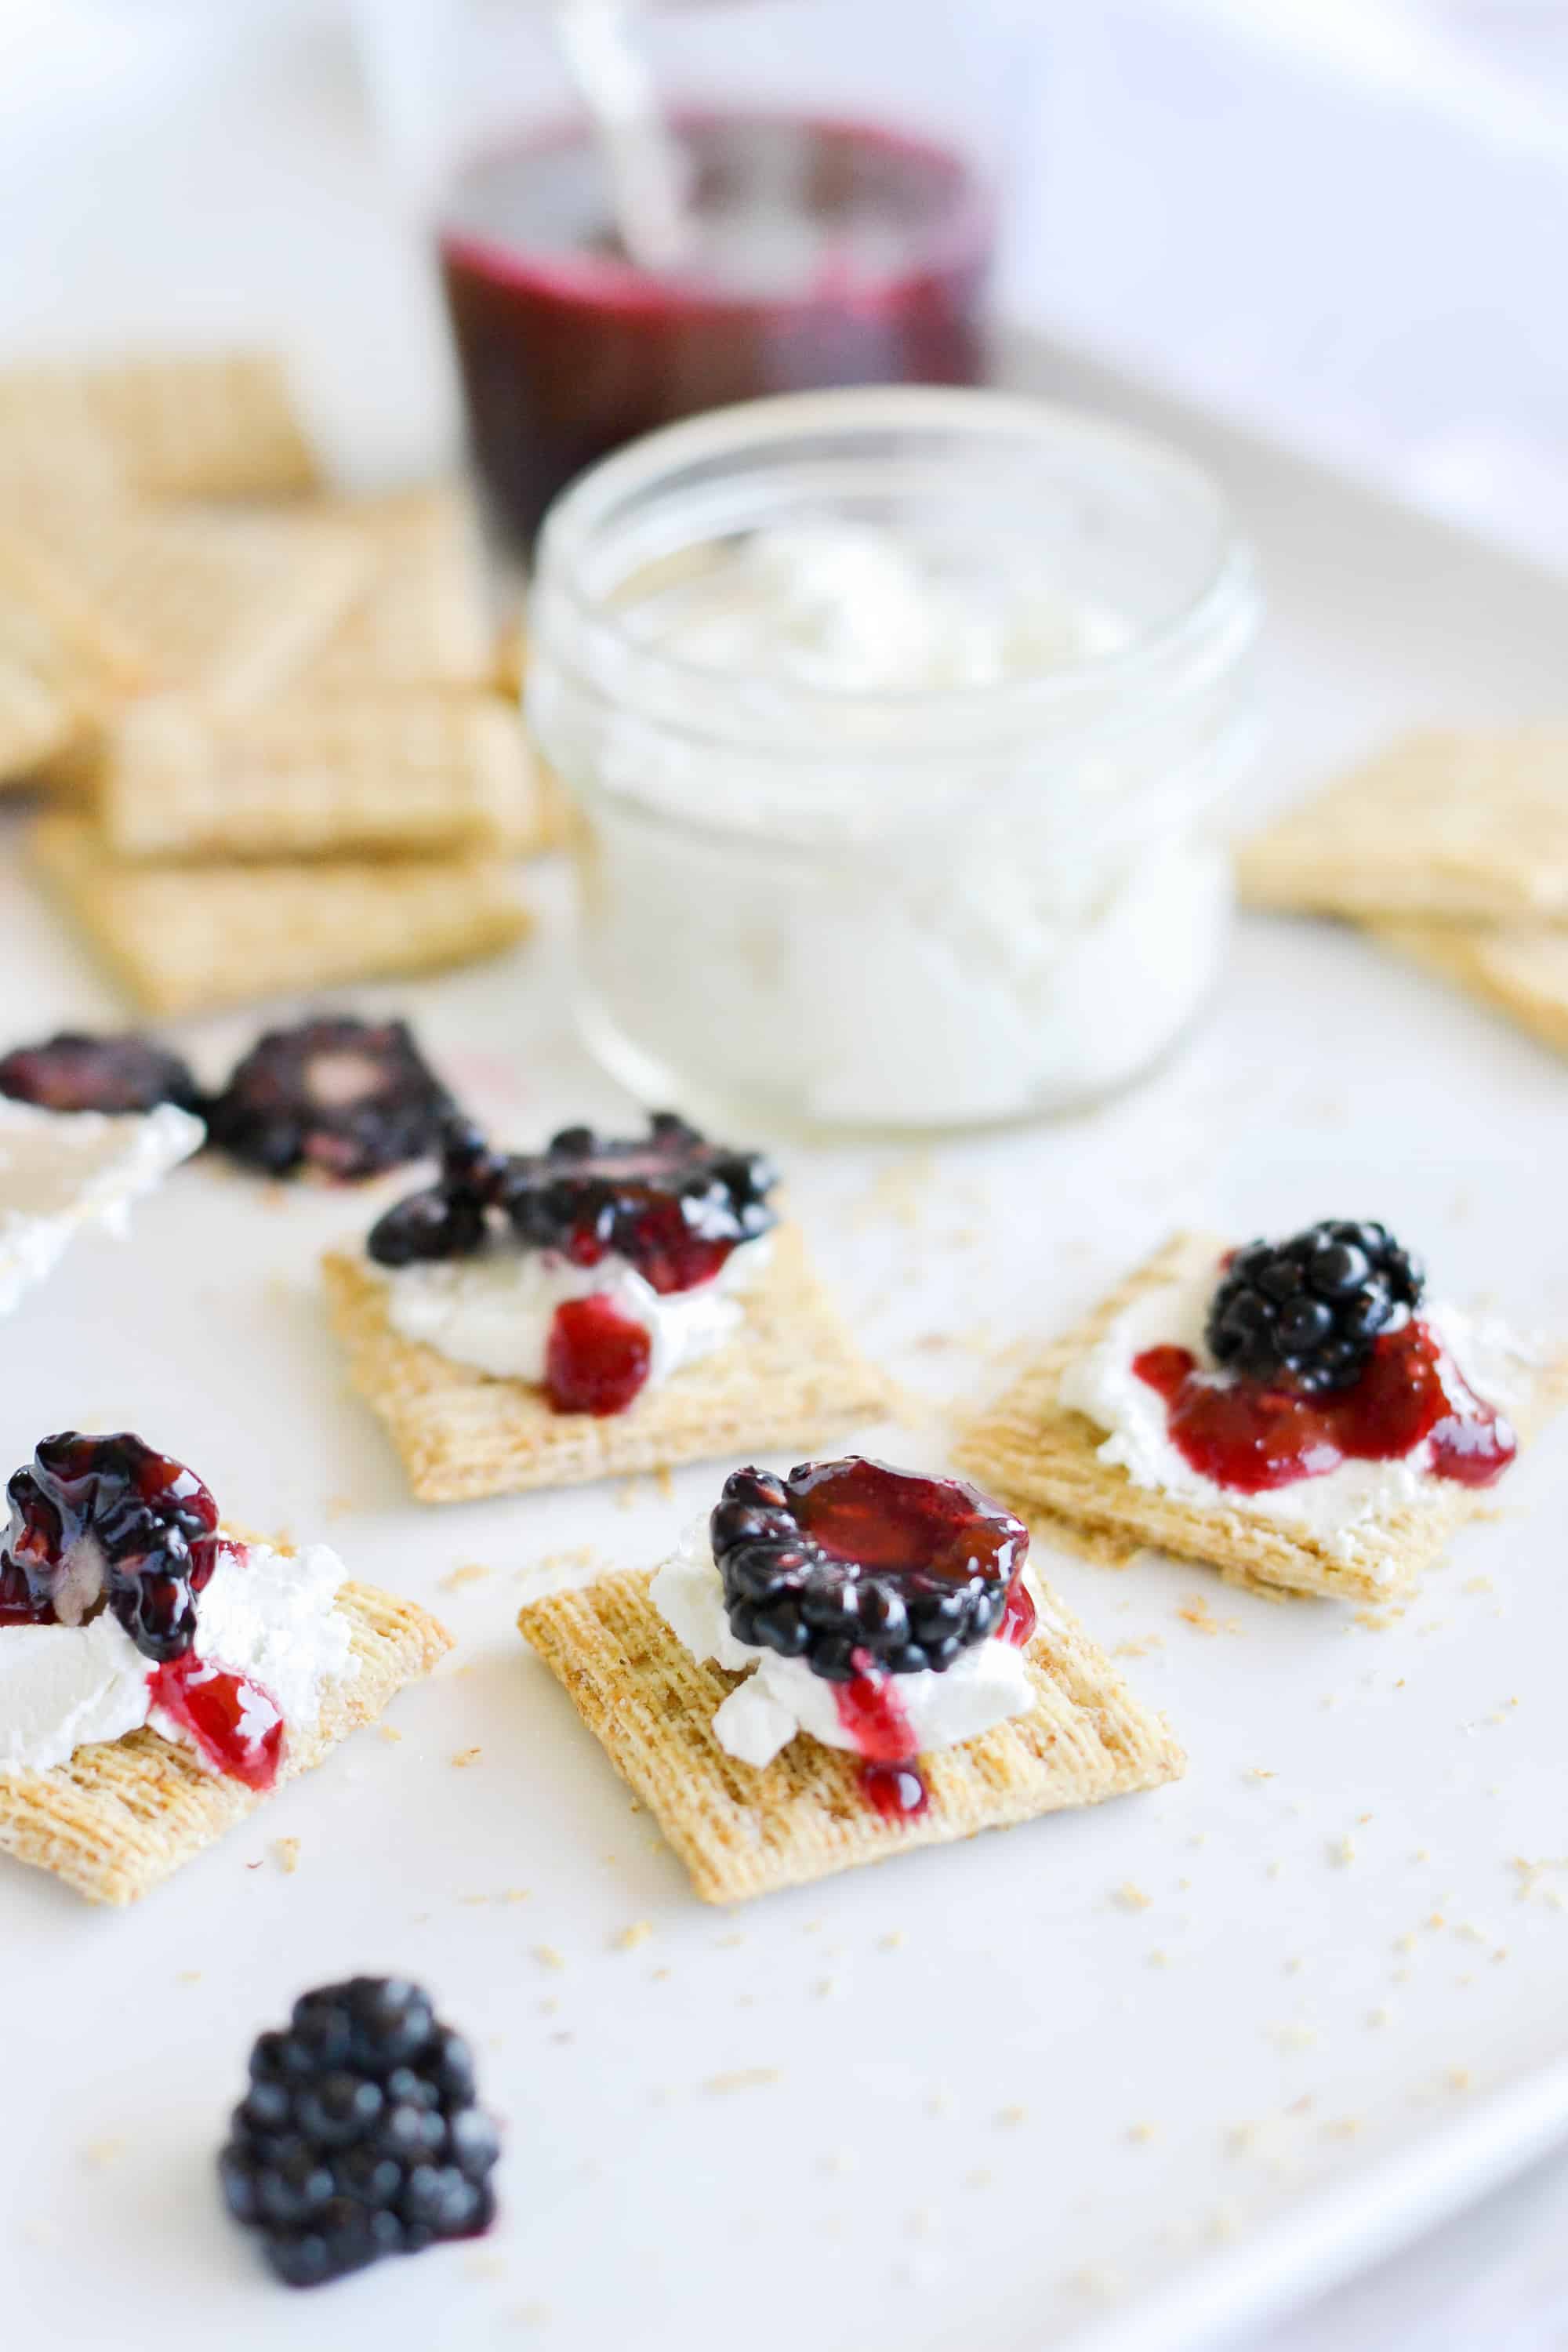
top-left (997, 1576), bottom-right (1036, 1648)
top-left (789, 1456), bottom-right (1025, 1583)
top-left (544, 1294), bottom-right (653, 1415)
top-left (147, 1654), bottom-right (285, 1791)
top-left (831, 1646), bottom-right (930, 1820)
top-left (1134, 1320), bottom-right (1516, 1496)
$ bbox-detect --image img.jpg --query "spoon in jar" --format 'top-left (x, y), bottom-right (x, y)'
top-left (552, 0), bottom-right (692, 274)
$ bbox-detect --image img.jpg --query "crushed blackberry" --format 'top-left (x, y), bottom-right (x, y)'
top-left (0, 1030), bottom-right (201, 1117)
top-left (368, 1111), bottom-right (778, 1294)
top-left (0, 1432), bottom-right (220, 1660)
top-left (205, 1017), bottom-right (454, 1181)
top-left (220, 1977), bottom-right (499, 2288)
top-left (712, 1457), bottom-right (1029, 1681)
top-left (1207, 1220), bottom-right (1425, 1394)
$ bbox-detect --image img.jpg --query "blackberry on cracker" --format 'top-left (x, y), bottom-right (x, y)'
top-left (1207, 1220), bottom-right (1425, 1394)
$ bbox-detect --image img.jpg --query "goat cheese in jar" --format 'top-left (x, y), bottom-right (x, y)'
top-left (528, 387), bottom-right (1261, 1131)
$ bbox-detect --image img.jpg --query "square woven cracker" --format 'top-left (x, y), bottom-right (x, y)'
top-left (290, 488), bottom-right (495, 694)
top-left (0, 659), bottom-right (73, 786)
top-left (97, 691), bottom-right (540, 862)
top-left (9, 506), bottom-right (368, 707)
top-left (1236, 728), bottom-right (1568, 923)
top-left (78, 352), bottom-right (319, 501)
top-left (517, 1568), bottom-right (1184, 1904)
top-left (1373, 920), bottom-right (1568, 1060)
top-left (30, 811), bottom-right (529, 1015)
top-left (953, 1232), bottom-right (1568, 1606)
top-left (321, 1225), bottom-right (893, 1503)
top-left (0, 1580), bottom-right (450, 1906)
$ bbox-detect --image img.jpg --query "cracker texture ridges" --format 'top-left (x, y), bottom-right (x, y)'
top-left (0, 1582), bottom-right (450, 1906)
top-left (28, 811), bottom-right (528, 1014)
top-left (518, 1568), bottom-right (1183, 1904)
top-left (79, 352), bottom-right (318, 500)
top-left (1237, 728), bottom-right (1568, 923)
top-left (97, 693), bottom-right (539, 862)
top-left (323, 1225), bottom-right (893, 1503)
top-left (953, 1232), bottom-right (1568, 1606)
top-left (1372, 920), bottom-right (1568, 1060)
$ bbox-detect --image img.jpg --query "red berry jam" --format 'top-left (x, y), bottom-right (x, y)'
top-left (788, 1456), bottom-right (1025, 1582)
top-left (997, 1577), bottom-right (1037, 1648)
top-left (147, 1654), bottom-right (285, 1791)
top-left (1133, 1319), bottom-right (1516, 1495)
top-left (831, 1646), bottom-right (930, 1820)
top-left (545, 1294), bottom-right (653, 1415)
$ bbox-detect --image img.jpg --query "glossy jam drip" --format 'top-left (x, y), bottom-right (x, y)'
top-left (146, 1654), bottom-right (285, 1791)
top-left (788, 1457), bottom-right (1025, 1584)
top-left (544, 1294), bottom-right (653, 1416)
top-left (831, 1646), bottom-right (930, 1820)
top-left (1134, 1319), bottom-right (1516, 1496)
top-left (997, 1576), bottom-right (1036, 1648)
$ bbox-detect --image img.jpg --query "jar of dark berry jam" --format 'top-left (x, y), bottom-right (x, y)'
top-left (422, 0), bottom-right (1025, 566)
top-left (528, 385), bottom-right (1262, 1134)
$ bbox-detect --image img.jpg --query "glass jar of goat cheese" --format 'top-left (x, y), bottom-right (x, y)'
top-left (527, 386), bottom-right (1261, 1132)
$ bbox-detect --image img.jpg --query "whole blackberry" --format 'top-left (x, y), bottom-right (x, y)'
top-left (220, 1977), bottom-right (499, 2288)
top-left (368, 1111), bottom-right (778, 1293)
top-left (205, 1017), bottom-right (455, 1181)
top-left (0, 1029), bottom-right (201, 1117)
top-left (1207, 1221), bottom-right (1425, 1393)
top-left (712, 1457), bottom-right (1029, 1681)
top-left (0, 1432), bottom-right (220, 1657)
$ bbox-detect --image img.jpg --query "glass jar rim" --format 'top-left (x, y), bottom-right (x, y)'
top-left (530, 384), bottom-right (1258, 745)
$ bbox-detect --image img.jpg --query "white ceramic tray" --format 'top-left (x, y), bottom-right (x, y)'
top-left (7, 355), bottom-right (1568, 2352)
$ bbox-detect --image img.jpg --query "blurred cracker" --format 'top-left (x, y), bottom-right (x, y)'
top-left (321, 1225), bottom-right (892, 1504)
top-left (293, 488), bottom-right (495, 692)
top-left (953, 1232), bottom-right (1568, 1607)
top-left (29, 811), bottom-right (529, 1015)
top-left (78, 351), bottom-right (319, 501)
top-left (0, 658), bottom-right (74, 787)
top-left (99, 691), bottom-right (542, 861)
top-left (1237, 728), bottom-right (1568, 923)
top-left (1373, 919), bottom-right (1568, 1060)
top-left (0, 1581), bottom-right (449, 1907)
top-left (517, 1568), bottom-right (1184, 1904)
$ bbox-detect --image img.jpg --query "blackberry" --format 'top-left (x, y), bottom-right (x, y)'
top-left (220, 1976), bottom-right (499, 2288)
top-left (712, 1457), bottom-right (1029, 1681)
top-left (1207, 1220), bottom-right (1425, 1394)
top-left (0, 1029), bottom-right (201, 1117)
top-left (368, 1111), bottom-right (778, 1294)
top-left (205, 1017), bottom-right (454, 1181)
top-left (0, 1432), bottom-right (220, 1659)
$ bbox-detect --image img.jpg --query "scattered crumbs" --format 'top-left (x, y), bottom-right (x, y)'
top-left (815, 1977), bottom-right (840, 2002)
top-left (716, 1932), bottom-right (747, 1949)
top-left (1329, 1834), bottom-right (1356, 1867)
top-left (925, 2089), bottom-right (953, 2118)
top-left (1113, 1881), bottom-right (1152, 1912)
top-left (410, 1911), bottom-right (432, 1925)
top-left (1063, 2263), bottom-right (1119, 2300)
top-left (533, 1945), bottom-right (567, 1972)
top-left (510, 2301), bottom-right (551, 2328)
top-left (1113, 1635), bottom-right (1163, 1659)
top-left (965, 2168), bottom-right (994, 2190)
top-left (1394, 1932), bottom-right (1418, 1955)
top-left (1392, 1968), bottom-right (1412, 1984)
top-left (1266, 1862), bottom-right (1284, 1882)
top-left (503, 1888), bottom-right (530, 1904)
top-left (1427, 1912), bottom-right (1446, 1931)
top-left (1148, 1949), bottom-right (1172, 1969)
top-left (538, 1998), bottom-right (559, 2016)
top-left (1209, 2201), bottom-right (1240, 2242)
top-left (703, 2069), bottom-right (781, 2095)
top-left (1463, 1576), bottom-right (1494, 1595)
top-left (452, 1747), bottom-right (482, 1769)
top-left (441, 1561), bottom-right (492, 1592)
top-left (272, 1836), bottom-right (301, 1875)
top-left (616, 1921), bottom-right (652, 1952)
top-left (878, 1930), bottom-right (906, 1951)
top-left (628, 1798), bottom-right (642, 1813)
top-left (1287, 2095), bottom-right (1314, 2116)
top-left (323, 1492), bottom-right (357, 1520)
top-left (1177, 1595), bottom-right (1238, 1636)
top-left (466, 2250), bottom-right (508, 2281)
top-left (1447, 2066), bottom-right (1472, 2092)
top-left (996, 2104), bottom-right (1029, 2128)
top-left (1369, 2005), bottom-right (1393, 2028)
top-left (78, 2137), bottom-right (127, 2170)
top-left (176, 1969), bottom-right (201, 1985)
top-left (1323, 2117), bottom-right (1361, 2141)
top-left (1283, 1956), bottom-right (1305, 1977)
top-left (1271, 2024), bottom-right (1317, 2052)
top-left (1225, 2123), bottom-right (1256, 2157)
top-left (1127, 2122), bottom-right (1158, 2145)
top-left (1245, 1766), bottom-right (1276, 1782)
top-left (1494, 1948), bottom-right (1511, 1965)
top-left (651, 1967), bottom-right (672, 1983)
top-left (655, 1465), bottom-right (674, 1501)
top-left (378, 1724), bottom-right (403, 1744)
top-left (1189, 1832), bottom-right (1210, 1850)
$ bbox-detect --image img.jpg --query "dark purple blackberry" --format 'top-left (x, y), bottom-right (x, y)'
top-left (0, 1432), bottom-right (220, 1660)
top-left (205, 1017), bottom-right (454, 1181)
top-left (220, 1976), bottom-right (499, 2288)
top-left (1207, 1221), bottom-right (1425, 1394)
top-left (367, 1111), bottom-right (778, 1293)
top-left (0, 1029), bottom-right (201, 1117)
top-left (712, 1457), bottom-right (1029, 1681)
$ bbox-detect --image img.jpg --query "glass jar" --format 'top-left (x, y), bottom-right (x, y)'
top-left (394, 0), bottom-right (1035, 562)
top-left (528, 384), bottom-right (1262, 1134)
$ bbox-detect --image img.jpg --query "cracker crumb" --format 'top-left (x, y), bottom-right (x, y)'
top-left (533, 1944), bottom-right (566, 1972)
top-left (1127, 2122), bottom-right (1157, 2144)
top-left (616, 1922), bottom-right (652, 1952)
top-left (1448, 2066), bottom-right (1472, 2092)
top-left (1329, 1834), bottom-right (1356, 1867)
top-left (272, 1837), bottom-right (301, 1875)
top-left (510, 2300), bottom-right (551, 2327)
top-left (441, 1561), bottom-right (492, 1592)
top-left (1225, 2123), bottom-right (1257, 2156)
top-left (466, 2250), bottom-right (508, 2280)
top-left (1148, 1949), bottom-right (1172, 1969)
top-left (1324, 2117), bottom-right (1361, 2140)
top-left (1177, 1595), bottom-right (1238, 1636)
top-left (704, 2069), bottom-right (782, 2094)
top-left (79, 2137), bottom-right (126, 2169)
top-left (1209, 2201), bottom-right (1240, 2241)
top-left (965, 2168), bottom-right (994, 2190)
top-left (1368, 2005), bottom-right (1393, 2028)
top-left (1112, 1881), bottom-right (1152, 1912)
top-left (716, 1932), bottom-right (746, 1948)
top-left (378, 1724), bottom-right (403, 1744)
top-left (996, 2103), bottom-right (1029, 2127)
top-left (655, 1465), bottom-right (674, 1501)
top-left (878, 1930), bottom-right (905, 1951)
top-left (177, 1970), bottom-right (201, 1984)
top-left (452, 1747), bottom-right (482, 1768)
top-left (815, 1977), bottom-right (840, 2001)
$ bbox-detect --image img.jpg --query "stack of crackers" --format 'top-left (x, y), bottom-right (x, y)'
top-left (1237, 727), bottom-right (1568, 1061)
top-left (1, 352), bottom-right (551, 1014)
